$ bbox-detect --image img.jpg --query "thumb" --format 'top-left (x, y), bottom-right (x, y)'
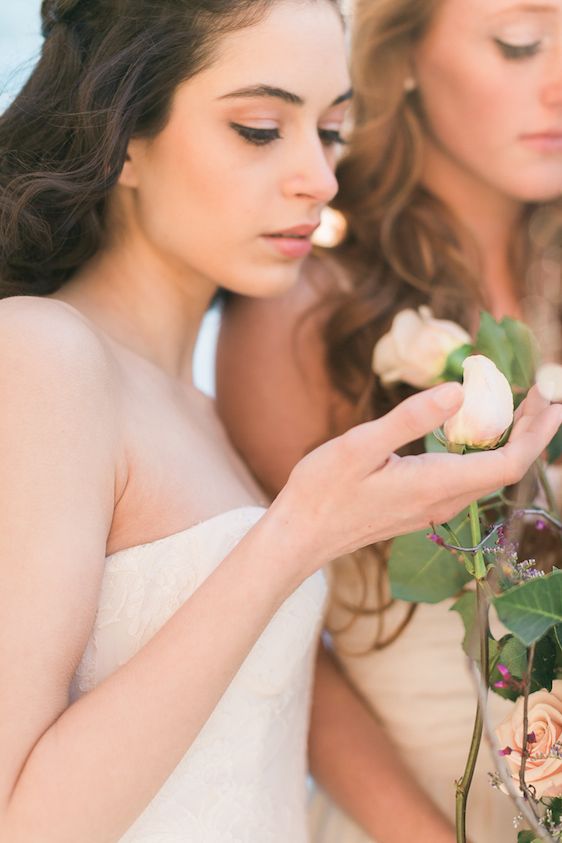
top-left (363, 382), bottom-right (464, 458)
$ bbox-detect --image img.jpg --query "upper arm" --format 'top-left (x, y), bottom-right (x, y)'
top-left (216, 257), bottom-right (356, 498)
top-left (0, 298), bottom-right (121, 805)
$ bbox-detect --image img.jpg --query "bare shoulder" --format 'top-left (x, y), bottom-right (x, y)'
top-left (0, 295), bottom-right (123, 492)
top-left (0, 295), bottom-right (115, 372)
top-left (0, 296), bottom-right (120, 407)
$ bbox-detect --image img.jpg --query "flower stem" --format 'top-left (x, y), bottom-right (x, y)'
top-left (519, 643), bottom-right (540, 815)
top-left (535, 459), bottom-right (560, 518)
top-left (469, 501), bottom-right (487, 581)
top-left (456, 507), bottom-right (490, 843)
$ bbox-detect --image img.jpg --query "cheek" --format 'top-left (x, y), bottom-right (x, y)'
top-left (418, 52), bottom-right (514, 155)
top-left (137, 138), bottom-right (253, 257)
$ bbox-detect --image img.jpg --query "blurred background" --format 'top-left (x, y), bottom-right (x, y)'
top-left (1, 2), bottom-right (42, 112)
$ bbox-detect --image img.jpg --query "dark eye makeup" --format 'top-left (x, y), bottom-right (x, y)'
top-left (230, 122), bottom-right (345, 147)
top-left (494, 38), bottom-right (542, 60)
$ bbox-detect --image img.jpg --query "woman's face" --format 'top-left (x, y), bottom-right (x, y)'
top-left (413, 0), bottom-right (562, 202)
top-left (119, 0), bottom-right (350, 297)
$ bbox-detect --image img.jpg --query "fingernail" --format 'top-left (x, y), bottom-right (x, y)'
top-left (433, 382), bottom-right (463, 411)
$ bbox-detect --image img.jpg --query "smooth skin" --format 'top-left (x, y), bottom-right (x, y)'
top-left (217, 1), bottom-right (562, 840)
top-left (1, 3), bottom-right (561, 843)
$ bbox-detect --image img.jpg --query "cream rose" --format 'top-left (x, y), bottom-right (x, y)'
top-left (496, 680), bottom-right (562, 799)
top-left (536, 363), bottom-right (562, 403)
top-left (372, 306), bottom-right (471, 389)
top-left (443, 355), bottom-right (514, 449)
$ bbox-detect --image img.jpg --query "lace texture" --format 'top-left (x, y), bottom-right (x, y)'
top-left (71, 506), bottom-right (327, 842)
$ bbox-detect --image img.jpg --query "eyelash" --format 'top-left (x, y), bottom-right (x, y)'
top-left (494, 38), bottom-right (542, 60)
top-left (230, 123), bottom-right (345, 147)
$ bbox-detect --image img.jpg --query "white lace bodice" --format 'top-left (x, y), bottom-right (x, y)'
top-left (70, 506), bottom-right (327, 842)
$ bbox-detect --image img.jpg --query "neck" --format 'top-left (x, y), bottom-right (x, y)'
top-left (421, 136), bottom-right (525, 320)
top-left (52, 230), bottom-right (215, 382)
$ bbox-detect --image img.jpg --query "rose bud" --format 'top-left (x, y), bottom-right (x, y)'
top-left (372, 306), bottom-right (472, 389)
top-left (443, 355), bottom-right (514, 449)
top-left (536, 362), bottom-right (562, 403)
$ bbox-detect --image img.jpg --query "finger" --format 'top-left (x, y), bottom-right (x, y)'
top-left (518, 384), bottom-right (549, 417)
top-left (350, 382), bottom-right (463, 461)
top-left (459, 403), bottom-right (562, 493)
top-left (512, 384), bottom-right (549, 431)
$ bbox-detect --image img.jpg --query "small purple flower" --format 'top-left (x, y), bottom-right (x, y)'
top-left (494, 665), bottom-right (513, 689)
top-left (428, 532), bottom-right (445, 547)
top-left (535, 519), bottom-right (547, 531)
top-left (499, 746), bottom-right (513, 756)
top-left (527, 732), bottom-right (537, 744)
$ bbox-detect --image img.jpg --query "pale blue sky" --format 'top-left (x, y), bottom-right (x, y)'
top-left (0, 2), bottom-right (218, 394)
top-left (0, 2), bottom-right (42, 112)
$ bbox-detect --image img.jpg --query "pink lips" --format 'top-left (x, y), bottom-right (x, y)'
top-left (262, 223), bottom-right (320, 259)
top-left (520, 132), bottom-right (562, 153)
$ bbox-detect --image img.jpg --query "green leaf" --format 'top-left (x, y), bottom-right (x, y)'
top-left (547, 424), bottom-right (562, 464)
top-left (547, 795), bottom-right (562, 823)
top-left (517, 832), bottom-right (539, 843)
top-left (451, 592), bottom-right (478, 659)
top-left (442, 343), bottom-right (473, 381)
top-left (389, 511), bottom-right (472, 604)
top-left (501, 317), bottom-right (539, 389)
top-left (555, 623), bottom-right (562, 652)
top-left (494, 570), bottom-right (562, 646)
top-left (489, 634), bottom-right (555, 701)
top-left (475, 312), bottom-right (514, 381)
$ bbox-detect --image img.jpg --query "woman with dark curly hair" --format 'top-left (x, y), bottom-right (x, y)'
top-left (217, 0), bottom-right (562, 841)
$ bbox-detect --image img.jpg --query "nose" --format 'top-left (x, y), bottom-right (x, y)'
top-left (282, 135), bottom-right (339, 204)
top-left (540, 50), bottom-right (562, 109)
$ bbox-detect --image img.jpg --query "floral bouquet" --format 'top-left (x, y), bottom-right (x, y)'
top-left (373, 307), bottom-right (562, 843)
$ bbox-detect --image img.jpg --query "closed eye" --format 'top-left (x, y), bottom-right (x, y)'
top-left (319, 128), bottom-right (346, 147)
top-left (230, 123), bottom-right (281, 146)
top-left (494, 38), bottom-right (542, 59)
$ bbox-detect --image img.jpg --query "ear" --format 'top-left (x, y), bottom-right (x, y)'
top-left (118, 138), bottom-right (144, 188)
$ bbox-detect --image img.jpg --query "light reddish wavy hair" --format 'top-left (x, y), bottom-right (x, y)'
top-left (316, 0), bottom-right (562, 650)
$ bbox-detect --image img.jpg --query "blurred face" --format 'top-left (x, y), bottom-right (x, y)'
top-left (413, 0), bottom-right (562, 202)
top-left (119, 0), bottom-right (350, 297)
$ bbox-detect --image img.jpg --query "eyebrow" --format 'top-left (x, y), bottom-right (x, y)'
top-left (493, 2), bottom-right (558, 14)
top-left (218, 84), bottom-right (353, 107)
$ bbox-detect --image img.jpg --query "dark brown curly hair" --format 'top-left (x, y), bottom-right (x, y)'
top-left (0, 0), bottom-right (339, 298)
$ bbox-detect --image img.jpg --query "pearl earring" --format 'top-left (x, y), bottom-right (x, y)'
top-left (404, 76), bottom-right (417, 93)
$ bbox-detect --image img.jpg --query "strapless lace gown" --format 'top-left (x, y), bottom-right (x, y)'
top-left (309, 554), bottom-right (517, 843)
top-left (70, 506), bottom-right (327, 842)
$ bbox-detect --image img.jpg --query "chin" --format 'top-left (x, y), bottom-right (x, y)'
top-left (227, 261), bottom-right (304, 299)
top-left (506, 172), bottom-right (562, 204)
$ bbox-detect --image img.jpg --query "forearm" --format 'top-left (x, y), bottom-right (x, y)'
top-left (309, 646), bottom-right (457, 843)
top-left (4, 515), bottom-right (295, 843)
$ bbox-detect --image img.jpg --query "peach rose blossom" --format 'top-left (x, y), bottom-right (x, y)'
top-left (372, 306), bottom-right (471, 389)
top-left (495, 679), bottom-right (562, 799)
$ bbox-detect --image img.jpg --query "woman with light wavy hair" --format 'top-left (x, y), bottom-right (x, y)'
top-left (217, 0), bottom-right (562, 841)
